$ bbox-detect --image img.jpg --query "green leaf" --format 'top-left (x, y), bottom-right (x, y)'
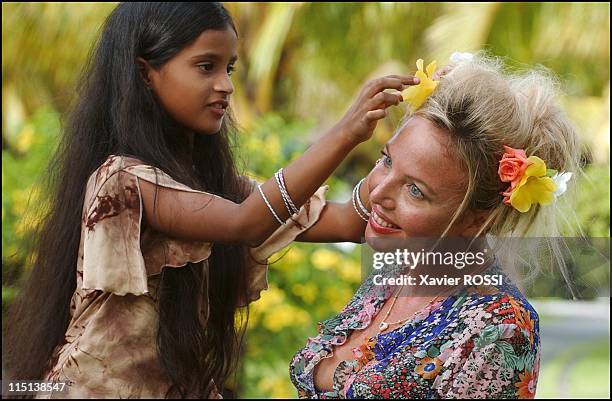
top-left (495, 341), bottom-right (519, 370)
top-left (474, 325), bottom-right (500, 349)
top-left (427, 345), bottom-right (441, 358)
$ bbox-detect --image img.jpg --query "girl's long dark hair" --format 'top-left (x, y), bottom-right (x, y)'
top-left (3, 3), bottom-right (250, 397)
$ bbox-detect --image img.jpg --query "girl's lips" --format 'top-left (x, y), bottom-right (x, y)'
top-left (368, 213), bottom-right (403, 234)
top-left (207, 105), bottom-right (226, 118)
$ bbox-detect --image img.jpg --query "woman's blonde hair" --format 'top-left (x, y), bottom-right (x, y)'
top-left (405, 53), bottom-right (584, 296)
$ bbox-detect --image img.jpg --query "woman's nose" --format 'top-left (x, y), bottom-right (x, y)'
top-left (369, 176), bottom-right (396, 210)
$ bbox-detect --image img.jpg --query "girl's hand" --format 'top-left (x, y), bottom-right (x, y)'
top-left (336, 75), bottom-right (420, 144)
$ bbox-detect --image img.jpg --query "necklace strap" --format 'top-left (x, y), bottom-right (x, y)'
top-left (378, 293), bottom-right (441, 333)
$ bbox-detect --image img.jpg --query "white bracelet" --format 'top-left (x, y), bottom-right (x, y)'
top-left (355, 178), bottom-right (371, 218)
top-left (278, 168), bottom-right (300, 214)
top-left (274, 171), bottom-right (294, 217)
top-left (258, 184), bottom-right (285, 225)
top-left (277, 169), bottom-right (299, 214)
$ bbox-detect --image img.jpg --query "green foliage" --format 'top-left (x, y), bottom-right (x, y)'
top-left (574, 165), bottom-right (610, 237)
top-left (2, 108), bottom-right (60, 268)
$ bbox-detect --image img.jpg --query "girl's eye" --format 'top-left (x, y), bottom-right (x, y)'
top-left (408, 184), bottom-right (424, 199)
top-left (227, 65), bottom-right (235, 76)
top-left (198, 63), bottom-right (214, 72)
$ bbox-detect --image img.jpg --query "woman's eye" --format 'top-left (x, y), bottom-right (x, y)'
top-left (198, 63), bottom-right (214, 72)
top-left (384, 155), bottom-right (392, 167)
top-left (227, 65), bottom-right (235, 76)
top-left (380, 151), bottom-right (392, 168)
top-left (408, 184), bottom-right (424, 199)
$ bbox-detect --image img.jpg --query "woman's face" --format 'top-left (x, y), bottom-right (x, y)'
top-left (143, 26), bottom-right (237, 135)
top-left (365, 116), bottom-right (484, 243)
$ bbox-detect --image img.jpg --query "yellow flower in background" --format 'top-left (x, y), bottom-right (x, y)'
top-left (403, 59), bottom-right (439, 110)
top-left (503, 156), bottom-right (557, 213)
top-left (262, 304), bottom-right (311, 332)
top-left (258, 375), bottom-right (295, 399)
top-left (284, 247), bottom-right (305, 265)
top-left (16, 125), bottom-right (35, 153)
top-left (324, 287), bottom-right (353, 311)
top-left (264, 135), bottom-right (282, 160)
top-left (292, 282), bottom-right (318, 304)
top-left (248, 285), bottom-right (286, 329)
top-left (333, 259), bottom-right (362, 284)
top-left (311, 248), bottom-right (341, 271)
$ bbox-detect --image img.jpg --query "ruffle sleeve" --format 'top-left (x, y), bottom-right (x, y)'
top-left (244, 184), bottom-right (328, 304)
top-left (81, 156), bottom-right (213, 296)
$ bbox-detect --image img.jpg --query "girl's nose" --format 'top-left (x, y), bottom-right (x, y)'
top-left (215, 73), bottom-right (234, 94)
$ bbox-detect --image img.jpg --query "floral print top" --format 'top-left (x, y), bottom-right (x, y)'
top-left (290, 263), bottom-right (540, 399)
top-left (36, 155), bottom-right (328, 399)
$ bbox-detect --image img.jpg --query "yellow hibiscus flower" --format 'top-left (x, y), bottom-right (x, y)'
top-left (403, 59), bottom-right (439, 110)
top-left (503, 156), bottom-right (557, 213)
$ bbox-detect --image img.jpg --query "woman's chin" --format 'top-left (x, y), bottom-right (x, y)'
top-left (364, 223), bottom-right (406, 251)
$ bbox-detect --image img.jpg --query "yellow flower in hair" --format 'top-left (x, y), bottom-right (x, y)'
top-left (403, 59), bottom-right (439, 110)
top-left (502, 156), bottom-right (557, 213)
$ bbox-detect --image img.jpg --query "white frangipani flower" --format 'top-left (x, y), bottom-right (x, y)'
top-left (552, 172), bottom-right (573, 197)
top-left (450, 51), bottom-right (474, 64)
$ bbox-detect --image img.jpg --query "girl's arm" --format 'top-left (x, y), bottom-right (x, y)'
top-left (295, 174), bottom-right (371, 243)
top-left (138, 76), bottom-right (417, 247)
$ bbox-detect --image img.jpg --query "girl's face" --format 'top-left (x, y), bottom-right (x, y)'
top-left (365, 116), bottom-right (486, 243)
top-left (143, 26), bottom-right (238, 135)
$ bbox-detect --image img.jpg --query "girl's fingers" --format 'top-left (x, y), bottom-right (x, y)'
top-left (364, 76), bottom-right (418, 98)
top-left (368, 91), bottom-right (403, 109)
top-left (365, 109), bottom-right (387, 122)
top-left (384, 74), bottom-right (421, 85)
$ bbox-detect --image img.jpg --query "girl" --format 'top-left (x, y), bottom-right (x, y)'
top-left (290, 54), bottom-right (581, 398)
top-left (2, 2), bottom-right (418, 398)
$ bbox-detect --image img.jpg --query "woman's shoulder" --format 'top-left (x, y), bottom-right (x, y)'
top-left (456, 262), bottom-right (539, 318)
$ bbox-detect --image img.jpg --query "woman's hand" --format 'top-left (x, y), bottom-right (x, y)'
top-left (336, 75), bottom-right (420, 144)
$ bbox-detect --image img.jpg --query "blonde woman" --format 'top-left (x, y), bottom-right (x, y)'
top-left (290, 55), bottom-right (580, 398)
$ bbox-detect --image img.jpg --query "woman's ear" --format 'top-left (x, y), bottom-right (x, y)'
top-left (136, 57), bottom-right (152, 88)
